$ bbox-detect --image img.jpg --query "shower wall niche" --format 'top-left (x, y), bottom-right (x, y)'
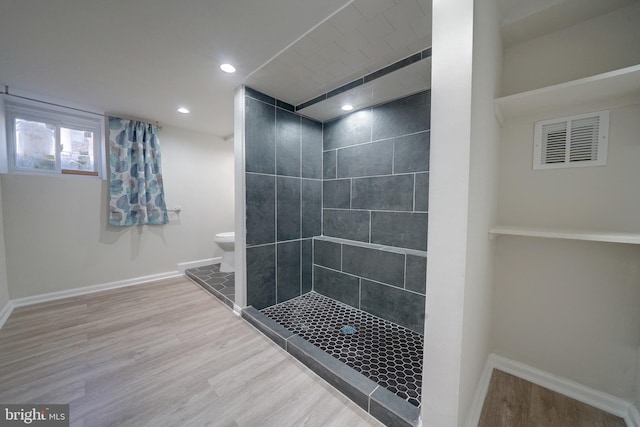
top-left (243, 87), bottom-right (430, 328)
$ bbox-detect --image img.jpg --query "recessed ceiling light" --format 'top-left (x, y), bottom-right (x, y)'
top-left (177, 107), bottom-right (190, 114)
top-left (220, 63), bottom-right (236, 73)
top-left (341, 104), bottom-right (354, 111)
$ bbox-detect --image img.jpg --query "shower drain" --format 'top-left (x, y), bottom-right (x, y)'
top-left (340, 325), bottom-right (357, 335)
top-left (261, 292), bottom-right (423, 407)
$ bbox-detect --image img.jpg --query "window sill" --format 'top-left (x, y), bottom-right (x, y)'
top-left (62, 169), bottom-right (99, 177)
top-left (6, 169), bottom-right (104, 180)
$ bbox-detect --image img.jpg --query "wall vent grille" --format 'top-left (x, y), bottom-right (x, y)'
top-left (533, 111), bottom-right (609, 170)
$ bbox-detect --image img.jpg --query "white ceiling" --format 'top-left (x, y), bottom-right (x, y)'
top-left (245, 0), bottom-right (431, 108)
top-left (0, 0), bottom-right (350, 137)
top-left (497, 0), bottom-right (638, 47)
top-left (297, 57), bottom-right (431, 122)
top-left (0, 0), bottom-right (635, 137)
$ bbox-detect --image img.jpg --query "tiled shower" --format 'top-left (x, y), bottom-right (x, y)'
top-left (244, 87), bottom-right (322, 309)
top-left (242, 86), bottom-right (430, 427)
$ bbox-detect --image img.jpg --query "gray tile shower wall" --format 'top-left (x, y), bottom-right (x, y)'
top-left (302, 179), bottom-right (321, 238)
top-left (244, 87), bottom-right (323, 309)
top-left (313, 237), bottom-right (427, 334)
top-left (314, 92), bottom-right (429, 334)
top-left (276, 240), bottom-right (301, 303)
top-left (245, 88), bottom-right (430, 317)
top-left (322, 91), bottom-right (430, 252)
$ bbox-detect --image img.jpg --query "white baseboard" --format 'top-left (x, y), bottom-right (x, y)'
top-left (0, 300), bottom-right (14, 330)
top-left (177, 257), bottom-right (221, 273)
top-left (10, 270), bottom-right (182, 309)
top-left (465, 353), bottom-right (639, 427)
top-left (465, 353), bottom-right (497, 427)
top-left (0, 258), bottom-right (226, 331)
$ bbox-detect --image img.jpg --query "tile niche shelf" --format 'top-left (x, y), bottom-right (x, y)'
top-left (493, 64), bottom-right (640, 124)
top-left (489, 225), bottom-right (640, 245)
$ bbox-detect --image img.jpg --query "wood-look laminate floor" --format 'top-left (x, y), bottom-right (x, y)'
top-left (0, 277), bottom-right (382, 427)
top-left (478, 369), bottom-right (627, 427)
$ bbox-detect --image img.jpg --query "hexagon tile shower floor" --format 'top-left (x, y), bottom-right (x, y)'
top-left (261, 292), bottom-right (423, 407)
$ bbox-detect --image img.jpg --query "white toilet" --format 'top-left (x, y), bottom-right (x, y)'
top-left (214, 232), bottom-right (235, 273)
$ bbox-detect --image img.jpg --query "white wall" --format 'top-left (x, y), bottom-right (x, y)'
top-left (233, 86), bottom-right (246, 309)
top-left (493, 237), bottom-right (640, 399)
top-left (424, 0), bottom-right (502, 424)
top-left (498, 102), bottom-right (640, 231)
top-left (502, 1), bottom-right (640, 95)
top-left (459, 0), bottom-right (502, 423)
top-left (423, 0), bottom-right (473, 422)
top-left (0, 175), bottom-right (10, 310)
top-left (495, 97), bottom-right (640, 400)
top-left (495, 0), bottom-right (640, 409)
top-left (1, 126), bottom-right (234, 299)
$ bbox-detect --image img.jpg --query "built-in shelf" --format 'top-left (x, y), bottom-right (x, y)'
top-left (314, 235), bottom-right (428, 258)
top-left (489, 225), bottom-right (640, 245)
top-left (494, 64), bottom-right (640, 123)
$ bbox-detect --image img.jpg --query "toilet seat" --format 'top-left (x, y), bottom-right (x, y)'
top-left (214, 232), bottom-right (235, 273)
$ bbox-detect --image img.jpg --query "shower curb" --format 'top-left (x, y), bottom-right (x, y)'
top-left (242, 306), bottom-right (420, 427)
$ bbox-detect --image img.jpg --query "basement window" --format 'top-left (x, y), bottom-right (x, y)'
top-left (533, 110), bottom-right (609, 170)
top-left (4, 100), bottom-right (104, 177)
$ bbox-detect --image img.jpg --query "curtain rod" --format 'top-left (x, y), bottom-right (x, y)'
top-left (2, 85), bottom-right (103, 116)
top-left (107, 113), bottom-right (162, 129)
top-left (1, 84), bottom-right (161, 128)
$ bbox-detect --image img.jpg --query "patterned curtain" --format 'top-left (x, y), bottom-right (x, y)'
top-left (108, 117), bottom-right (169, 226)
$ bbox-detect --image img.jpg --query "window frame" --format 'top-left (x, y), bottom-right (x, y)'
top-left (4, 99), bottom-right (105, 178)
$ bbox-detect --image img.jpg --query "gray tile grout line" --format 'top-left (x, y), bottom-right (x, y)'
top-left (370, 107), bottom-right (373, 143)
top-left (324, 129), bottom-right (430, 153)
top-left (324, 207), bottom-right (429, 214)
top-left (246, 171), bottom-right (323, 181)
top-left (299, 115), bottom-right (303, 299)
top-left (413, 173), bottom-right (417, 211)
top-left (313, 264), bottom-right (426, 297)
top-left (247, 237), bottom-right (308, 249)
top-left (404, 254), bottom-right (408, 289)
top-left (349, 178), bottom-right (353, 209)
top-left (299, 115), bottom-right (303, 266)
top-left (311, 238), bottom-right (315, 293)
top-left (274, 103), bottom-right (278, 304)
top-left (314, 235), bottom-right (428, 255)
top-left (320, 122), bottom-right (324, 240)
top-left (392, 138), bottom-right (395, 175)
top-left (368, 386), bottom-right (380, 414)
top-left (323, 171), bottom-right (428, 181)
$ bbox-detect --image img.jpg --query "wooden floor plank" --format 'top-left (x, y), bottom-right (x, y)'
top-left (478, 369), bottom-right (627, 427)
top-left (0, 277), bottom-right (381, 427)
